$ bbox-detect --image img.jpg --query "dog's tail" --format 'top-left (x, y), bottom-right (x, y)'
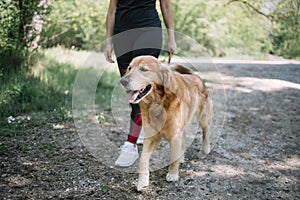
top-left (173, 64), bottom-right (208, 87)
top-left (173, 65), bottom-right (194, 75)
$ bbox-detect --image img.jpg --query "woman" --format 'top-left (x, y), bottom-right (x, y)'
top-left (105, 0), bottom-right (176, 167)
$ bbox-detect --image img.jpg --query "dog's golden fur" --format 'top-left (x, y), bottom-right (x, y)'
top-left (120, 55), bottom-right (213, 191)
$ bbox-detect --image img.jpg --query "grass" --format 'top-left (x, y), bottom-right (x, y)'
top-left (0, 47), bottom-right (119, 156)
top-left (0, 47), bottom-right (118, 140)
top-left (96, 69), bottom-right (120, 111)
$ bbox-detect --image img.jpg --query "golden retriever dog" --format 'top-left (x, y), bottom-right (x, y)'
top-left (120, 55), bottom-right (213, 191)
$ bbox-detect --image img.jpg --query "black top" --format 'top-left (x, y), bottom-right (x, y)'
top-left (114, 0), bottom-right (161, 33)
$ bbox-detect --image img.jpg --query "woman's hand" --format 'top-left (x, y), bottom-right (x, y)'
top-left (105, 41), bottom-right (115, 63)
top-left (168, 36), bottom-right (177, 57)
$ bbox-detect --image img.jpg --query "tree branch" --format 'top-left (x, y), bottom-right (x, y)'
top-left (227, 0), bottom-right (274, 19)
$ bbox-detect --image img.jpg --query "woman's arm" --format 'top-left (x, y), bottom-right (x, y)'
top-left (160, 0), bottom-right (177, 56)
top-left (105, 0), bottom-right (118, 63)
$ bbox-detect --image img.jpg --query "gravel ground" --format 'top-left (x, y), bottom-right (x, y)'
top-left (1, 60), bottom-right (299, 199)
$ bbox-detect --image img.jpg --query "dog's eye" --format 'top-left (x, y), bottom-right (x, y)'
top-left (140, 66), bottom-right (148, 72)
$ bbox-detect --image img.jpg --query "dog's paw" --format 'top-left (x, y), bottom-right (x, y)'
top-left (166, 173), bottom-right (179, 182)
top-left (137, 174), bottom-right (149, 191)
top-left (137, 180), bottom-right (149, 191)
top-left (179, 155), bottom-right (185, 163)
top-left (202, 144), bottom-right (211, 155)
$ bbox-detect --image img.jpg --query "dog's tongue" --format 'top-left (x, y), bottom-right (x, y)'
top-left (126, 91), bottom-right (139, 103)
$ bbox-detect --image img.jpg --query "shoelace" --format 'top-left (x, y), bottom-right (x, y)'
top-left (118, 144), bottom-right (137, 154)
top-left (118, 144), bottom-right (132, 151)
top-left (118, 145), bottom-right (124, 151)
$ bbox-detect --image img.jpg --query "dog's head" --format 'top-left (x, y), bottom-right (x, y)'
top-left (120, 55), bottom-right (166, 104)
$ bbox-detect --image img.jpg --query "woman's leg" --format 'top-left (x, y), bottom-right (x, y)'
top-left (113, 31), bottom-right (143, 145)
top-left (127, 103), bottom-right (142, 144)
top-left (114, 51), bottom-right (142, 144)
top-left (127, 28), bottom-right (163, 143)
top-left (113, 28), bottom-right (162, 166)
top-left (113, 31), bottom-right (141, 167)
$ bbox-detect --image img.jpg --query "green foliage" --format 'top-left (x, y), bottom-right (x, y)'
top-left (39, 0), bottom-right (273, 56)
top-left (0, 49), bottom-right (28, 76)
top-left (41, 0), bottom-right (108, 50)
top-left (0, 47), bottom-right (119, 136)
top-left (0, 0), bottom-right (43, 75)
top-left (270, 0), bottom-right (300, 58)
top-left (228, 0), bottom-right (300, 58)
top-left (2, 0), bottom-right (298, 58)
top-left (222, 2), bottom-right (272, 56)
top-left (0, 0), bottom-right (40, 49)
top-left (0, 52), bottom-right (76, 126)
top-left (167, 0), bottom-right (271, 57)
top-left (0, 1), bottom-right (19, 49)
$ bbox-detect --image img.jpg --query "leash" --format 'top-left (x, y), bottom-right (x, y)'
top-left (168, 54), bottom-right (172, 64)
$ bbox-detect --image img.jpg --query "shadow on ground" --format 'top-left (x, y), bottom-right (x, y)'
top-left (0, 62), bottom-right (299, 199)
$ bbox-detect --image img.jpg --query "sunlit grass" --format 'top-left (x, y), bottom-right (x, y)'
top-left (0, 47), bottom-right (119, 138)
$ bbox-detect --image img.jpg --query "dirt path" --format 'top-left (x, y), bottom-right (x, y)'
top-left (1, 61), bottom-right (299, 199)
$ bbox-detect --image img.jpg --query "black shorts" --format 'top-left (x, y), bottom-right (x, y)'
top-left (112, 27), bottom-right (162, 76)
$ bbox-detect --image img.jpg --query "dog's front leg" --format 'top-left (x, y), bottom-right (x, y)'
top-left (137, 137), bottom-right (160, 191)
top-left (166, 132), bottom-right (182, 182)
top-left (137, 152), bottom-right (150, 191)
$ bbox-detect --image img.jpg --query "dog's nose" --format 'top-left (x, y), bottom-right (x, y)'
top-left (120, 77), bottom-right (130, 87)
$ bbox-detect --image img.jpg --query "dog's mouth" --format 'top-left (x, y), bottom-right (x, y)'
top-left (126, 85), bottom-right (152, 104)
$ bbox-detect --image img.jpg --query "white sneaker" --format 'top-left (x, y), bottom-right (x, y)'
top-left (137, 128), bottom-right (144, 145)
top-left (115, 142), bottom-right (139, 167)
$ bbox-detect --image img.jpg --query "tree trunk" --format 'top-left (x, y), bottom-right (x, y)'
top-left (27, 0), bottom-right (49, 49)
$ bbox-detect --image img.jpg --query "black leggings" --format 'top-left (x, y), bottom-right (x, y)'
top-left (113, 28), bottom-right (162, 143)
